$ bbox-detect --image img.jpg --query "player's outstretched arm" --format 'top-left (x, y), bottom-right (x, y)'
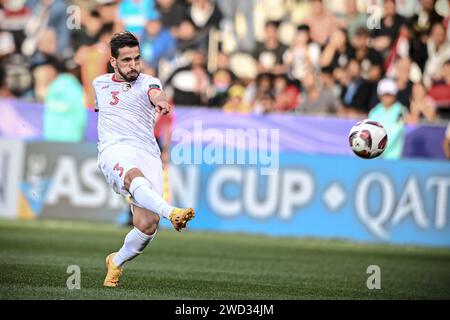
top-left (149, 89), bottom-right (171, 115)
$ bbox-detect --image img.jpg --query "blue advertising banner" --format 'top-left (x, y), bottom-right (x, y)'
top-left (165, 151), bottom-right (450, 247)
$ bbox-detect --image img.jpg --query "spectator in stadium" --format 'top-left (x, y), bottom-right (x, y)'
top-left (369, 78), bottom-right (409, 160)
top-left (189, 0), bottom-right (222, 30)
top-left (298, 70), bottom-right (341, 115)
top-left (320, 28), bottom-right (354, 72)
top-left (207, 51), bottom-right (237, 107)
top-left (24, 0), bottom-right (72, 61)
top-left (302, 0), bottom-right (342, 47)
top-left (283, 24), bottom-right (321, 81)
top-left (403, 0), bottom-right (443, 72)
top-left (0, 0), bottom-right (30, 55)
top-left (116, 0), bottom-right (158, 40)
top-left (320, 65), bottom-right (342, 100)
top-left (43, 60), bottom-right (87, 142)
top-left (409, 0), bottom-right (443, 41)
top-left (406, 81), bottom-right (437, 123)
top-left (72, 0), bottom-right (117, 52)
top-left (253, 20), bottom-right (289, 75)
top-left (72, 1), bottom-right (117, 49)
top-left (396, 0), bottom-right (420, 18)
top-left (428, 59), bottom-right (450, 118)
top-left (273, 74), bottom-right (300, 113)
top-left (223, 84), bottom-right (252, 114)
top-left (75, 23), bottom-right (113, 109)
top-left (185, 0), bottom-right (223, 52)
top-left (0, 26), bottom-right (17, 58)
top-left (28, 27), bottom-right (59, 67)
top-left (367, 65), bottom-right (386, 110)
top-left (215, 50), bottom-right (235, 75)
top-left (443, 122), bottom-right (450, 159)
top-left (423, 22), bottom-right (450, 87)
top-left (371, 0), bottom-right (406, 56)
top-left (383, 23), bottom-right (412, 75)
top-left (394, 57), bottom-right (415, 108)
top-left (208, 67), bottom-right (235, 107)
top-left (32, 60), bottom-right (58, 103)
top-left (340, 59), bottom-right (375, 117)
top-left (253, 92), bottom-right (275, 115)
top-left (164, 50), bottom-right (210, 106)
top-left (216, 0), bottom-right (256, 52)
top-left (341, 0), bottom-right (367, 39)
top-left (71, 5), bottom-right (104, 51)
top-left (172, 19), bottom-right (200, 52)
top-left (350, 27), bottom-right (383, 80)
top-left (245, 72), bottom-right (273, 109)
top-left (156, 0), bottom-right (188, 33)
top-left (0, 53), bottom-right (33, 98)
top-left (95, 0), bottom-right (119, 26)
top-left (140, 11), bottom-right (177, 76)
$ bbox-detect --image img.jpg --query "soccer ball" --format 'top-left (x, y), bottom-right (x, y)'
top-left (348, 119), bottom-right (388, 159)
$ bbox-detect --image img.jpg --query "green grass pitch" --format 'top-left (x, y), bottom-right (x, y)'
top-left (0, 219), bottom-right (449, 300)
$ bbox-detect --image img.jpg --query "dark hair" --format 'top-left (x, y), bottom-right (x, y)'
top-left (97, 23), bottom-right (114, 40)
top-left (265, 20), bottom-right (281, 29)
top-left (110, 31), bottom-right (139, 58)
top-left (297, 24), bottom-right (311, 33)
top-left (355, 26), bottom-right (370, 37)
top-left (321, 65), bottom-right (334, 75)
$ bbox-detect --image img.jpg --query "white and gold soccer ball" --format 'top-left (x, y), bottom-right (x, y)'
top-left (349, 119), bottom-right (388, 159)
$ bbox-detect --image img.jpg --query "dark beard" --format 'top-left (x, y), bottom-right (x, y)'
top-left (118, 68), bottom-right (139, 82)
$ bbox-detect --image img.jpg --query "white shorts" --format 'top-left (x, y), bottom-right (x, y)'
top-left (98, 144), bottom-right (163, 202)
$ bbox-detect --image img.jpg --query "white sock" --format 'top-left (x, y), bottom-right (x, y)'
top-left (129, 177), bottom-right (175, 219)
top-left (113, 227), bottom-right (157, 267)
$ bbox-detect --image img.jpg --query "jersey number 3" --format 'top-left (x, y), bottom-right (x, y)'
top-left (109, 91), bottom-right (120, 105)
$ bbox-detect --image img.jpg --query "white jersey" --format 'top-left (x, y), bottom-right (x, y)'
top-left (93, 73), bottom-right (162, 156)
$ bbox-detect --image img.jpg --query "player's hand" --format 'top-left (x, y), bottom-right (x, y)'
top-left (150, 90), bottom-right (171, 115)
top-left (155, 100), bottom-right (170, 115)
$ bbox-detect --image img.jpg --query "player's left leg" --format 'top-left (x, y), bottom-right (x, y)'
top-left (104, 205), bottom-right (159, 287)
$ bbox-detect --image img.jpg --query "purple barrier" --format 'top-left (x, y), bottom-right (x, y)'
top-left (173, 107), bottom-right (353, 155)
top-left (0, 99), bottom-right (44, 139)
top-left (172, 107), bottom-right (447, 159)
top-left (85, 110), bottom-right (98, 142)
top-left (403, 125), bottom-right (447, 159)
top-left (0, 99), bottom-right (446, 159)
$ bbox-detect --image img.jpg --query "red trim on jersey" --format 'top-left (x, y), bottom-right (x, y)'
top-left (112, 74), bottom-right (125, 82)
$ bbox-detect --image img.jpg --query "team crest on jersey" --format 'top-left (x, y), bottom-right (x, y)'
top-left (122, 83), bottom-right (132, 92)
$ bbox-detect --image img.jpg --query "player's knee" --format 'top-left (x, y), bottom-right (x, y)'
top-left (124, 168), bottom-right (144, 190)
top-left (136, 214), bottom-right (159, 235)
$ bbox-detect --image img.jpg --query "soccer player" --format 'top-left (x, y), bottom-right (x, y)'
top-left (93, 31), bottom-right (195, 287)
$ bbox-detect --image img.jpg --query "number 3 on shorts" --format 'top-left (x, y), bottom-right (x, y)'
top-left (113, 162), bottom-right (124, 177)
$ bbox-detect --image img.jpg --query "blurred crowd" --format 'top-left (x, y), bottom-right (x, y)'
top-left (1, 0), bottom-right (450, 124)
